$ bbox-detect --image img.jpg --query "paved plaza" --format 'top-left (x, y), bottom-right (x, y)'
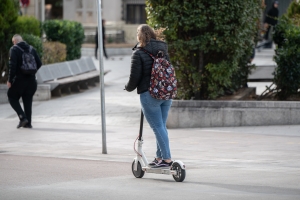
top-left (0, 50), bottom-right (299, 200)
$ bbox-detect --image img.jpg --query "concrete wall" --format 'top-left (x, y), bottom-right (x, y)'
top-left (63, 0), bottom-right (97, 25)
top-left (102, 0), bottom-right (122, 22)
top-left (167, 100), bottom-right (300, 128)
top-left (81, 47), bottom-right (132, 57)
top-left (123, 24), bottom-right (139, 44)
top-left (0, 84), bottom-right (51, 104)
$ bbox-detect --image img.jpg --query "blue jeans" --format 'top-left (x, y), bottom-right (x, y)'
top-left (140, 91), bottom-right (172, 160)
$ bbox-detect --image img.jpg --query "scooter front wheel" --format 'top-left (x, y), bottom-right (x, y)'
top-left (171, 162), bottom-right (186, 182)
top-left (132, 160), bottom-right (145, 178)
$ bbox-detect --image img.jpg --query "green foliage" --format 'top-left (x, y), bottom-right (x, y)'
top-left (273, 16), bottom-right (300, 100)
top-left (42, 20), bottom-right (85, 60)
top-left (287, 0), bottom-right (300, 18)
top-left (287, 0), bottom-right (300, 26)
top-left (273, 16), bottom-right (291, 48)
top-left (146, 0), bottom-right (261, 99)
top-left (0, 0), bottom-right (19, 83)
top-left (13, 16), bottom-right (41, 37)
top-left (22, 34), bottom-right (43, 59)
top-left (42, 42), bottom-right (67, 65)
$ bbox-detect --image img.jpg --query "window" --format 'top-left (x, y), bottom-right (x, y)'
top-left (126, 4), bottom-right (146, 24)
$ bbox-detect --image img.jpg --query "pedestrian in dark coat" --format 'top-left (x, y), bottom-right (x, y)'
top-left (264, 1), bottom-right (279, 40)
top-left (7, 34), bottom-right (42, 128)
top-left (95, 19), bottom-right (108, 59)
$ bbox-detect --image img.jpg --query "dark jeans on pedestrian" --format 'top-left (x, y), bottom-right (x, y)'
top-left (95, 43), bottom-right (108, 59)
top-left (264, 26), bottom-right (271, 41)
top-left (7, 77), bottom-right (37, 125)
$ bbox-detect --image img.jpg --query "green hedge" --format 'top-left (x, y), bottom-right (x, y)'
top-left (287, 0), bottom-right (300, 18)
top-left (0, 0), bottom-right (19, 83)
top-left (22, 34), bottom-right (43, 59)
top-left (0, 0), bottom-right (42, 83)
top-left (272, 1), bottom-right (300, 100)
top-left (146, 0), bottom-right (261, 99)
top-left (273, 16), bottom-right (300, 100)
top-left (42, 20), bottom-right (85, 60)
top-left (13, 16), bottom-right (41, 37)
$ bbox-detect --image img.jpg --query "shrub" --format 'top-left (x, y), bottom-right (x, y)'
top-left (287, 0), bottom-right (300, 18)
top-left (0, 1), bottom-right (42, 83)
top-left (42, 42), bottom-right (67, 65)
top-left (0, 0), bottom-right (18, 83)
top-left (287, 0), bottom-right (300, 26)
top-left (273, 16), bottom-right (300, 100)
top-left (271, 1), bottom-right (300, 100)
top-left (21, 34), bottom-right (43, 59)
top-left (42, 20), bottom-right (85, 61)
top-left (13, 16), bottom-right (41, 37)
top-left (273, 16), bottom-right (291, 48)
top-left (146, 0), bottom-right (261, 99)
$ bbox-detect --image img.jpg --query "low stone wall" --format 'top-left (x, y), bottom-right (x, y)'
top-left (0, 84), bottom-right (51, 104)
top-left (81, 47), bottom-right (132, 57)
top-left (167, 100), bottom-right (300, 128)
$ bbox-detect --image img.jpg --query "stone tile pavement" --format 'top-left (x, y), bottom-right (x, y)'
top-left (0, 55), bottom-right (143, 127)
top-left (0, 49), bottom-right (300, 200)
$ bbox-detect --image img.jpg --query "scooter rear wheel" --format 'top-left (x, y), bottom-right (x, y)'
top-left (132, 161), bottom-right (145, 178)
top-left (171, 162), bottom-right (186, 182)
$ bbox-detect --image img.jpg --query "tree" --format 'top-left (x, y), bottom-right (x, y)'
top-left (146, 0), bottom-right (261, 99)
top-left (0, 0), bottom-right (19, 83)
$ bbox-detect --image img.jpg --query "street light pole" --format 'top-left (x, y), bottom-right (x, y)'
top-left (97, 0), bottom-right (107, 154)
top-left (41, 0), bottom-right (45, 22)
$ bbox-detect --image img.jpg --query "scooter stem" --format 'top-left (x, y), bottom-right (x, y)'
top-left (139, 110), bottom-right (144, 140)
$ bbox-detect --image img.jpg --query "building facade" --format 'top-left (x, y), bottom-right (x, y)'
top-left (62, 0), bottom-right (147, 44)
top-left (20, 0), bottom-right (295, 44)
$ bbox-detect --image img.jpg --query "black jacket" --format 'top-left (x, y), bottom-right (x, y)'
top-left (125, 39), bottom-right (170, 94)
top-left (8, 41), bottom-right (42, 83)
top-left (264, 3), bottom-right (279, 26)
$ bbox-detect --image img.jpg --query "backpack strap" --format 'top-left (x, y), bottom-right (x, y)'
top-left (14, 45), bottom-right (24, 52)
top-left (138, 47), bottom-right (155, 60)
top-left (14, 45), bottom-right (32, 53)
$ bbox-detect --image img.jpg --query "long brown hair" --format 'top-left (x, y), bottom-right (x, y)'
top-left (137, 24), bottom-right (156, 47)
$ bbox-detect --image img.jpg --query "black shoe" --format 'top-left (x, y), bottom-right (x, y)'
top-left (17, 119), bottom-right (28, 128)
top-left (152, 160), bottom-right (173, 168)
top-left (148, 158), bottom-right (160, 166)
top-left (24, 124), bottom-right (32, 128)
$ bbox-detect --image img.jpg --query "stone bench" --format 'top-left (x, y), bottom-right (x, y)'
top-left (36, 57), bottom-right (110, 96)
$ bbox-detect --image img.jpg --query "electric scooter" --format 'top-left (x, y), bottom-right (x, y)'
top-left (131, 110), bottom-right (186, 182)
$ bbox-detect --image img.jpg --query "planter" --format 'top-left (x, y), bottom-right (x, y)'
top-left (167, 100), bottom-right (300, 128)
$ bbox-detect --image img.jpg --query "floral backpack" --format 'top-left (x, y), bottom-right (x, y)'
top-left (139, 48), bottom-right (177, 100)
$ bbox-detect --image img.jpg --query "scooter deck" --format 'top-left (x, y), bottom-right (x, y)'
top-left (142, 166), bottom-right (177, 175)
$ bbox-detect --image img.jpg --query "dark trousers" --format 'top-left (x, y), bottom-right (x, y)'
top-left (264, 26), bottom-right (271, 40)
top-left (95, 43), bottom-right (108, 59)
top-left (7, 77), bottom-right (37, 125)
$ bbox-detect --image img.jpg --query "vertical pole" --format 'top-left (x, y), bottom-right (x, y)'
top-left (41, 0), bottom-right (45, 22)
top-left (97, 0), bottom-right (107, 154)
top-left (35, 0), bottom-right (38, 19)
